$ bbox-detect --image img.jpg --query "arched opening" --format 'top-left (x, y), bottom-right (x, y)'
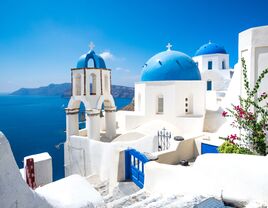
top-left (74, 74), bottom-right (82, 96)
top-left (78, 102), bottom-right (86, 133)
top-left (156, 95), bottom-right (164, 114)
top-left (104, 75), bottom-right (109, 93)
top-left (89, 73), bottom-right (97, 95)
top-left (87, 58), bottom-right (95, 68)
top-left (207, 80), bottom-right (212, 91)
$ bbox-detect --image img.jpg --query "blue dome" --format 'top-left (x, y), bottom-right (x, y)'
top-left (141, 50), bottom-right (201, 81)
top-left (195, 42), bottom-right (227, 56)
top-left (76, 50), bottom-right (106, 68)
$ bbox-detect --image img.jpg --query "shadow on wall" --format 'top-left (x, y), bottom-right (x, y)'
top-left (155, 138), bottom-right (199, 165)
top-left (203, 107), bottom-right (227, 133)
top-left (0, 132), bottom-right (52, 208)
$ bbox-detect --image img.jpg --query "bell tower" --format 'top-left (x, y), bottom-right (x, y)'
top-left (65, 43), bottom-right (117, 141)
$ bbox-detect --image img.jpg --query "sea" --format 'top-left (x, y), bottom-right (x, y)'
top-left (0, 95), bottom-right (131, 180)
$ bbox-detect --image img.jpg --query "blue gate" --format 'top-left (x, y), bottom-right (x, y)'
top-left (125, 149), bottom-right (149, 188)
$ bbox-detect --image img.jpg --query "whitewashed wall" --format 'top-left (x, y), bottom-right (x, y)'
top-left (144, 153), bottom-right (268, 204)
top-left (65, 133), bottom-right (157, 187)
top-left (0, 132), bottom-right (52, 208)
top-left (117, 81), bottom-right (206, 134)
top-left (239, 26), bottom-right (268, 103)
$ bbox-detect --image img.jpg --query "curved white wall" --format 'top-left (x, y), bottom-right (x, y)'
top-left (0, 132), bottom-right (52, 208)
top-left (144, 153), bottom-right (268, 204)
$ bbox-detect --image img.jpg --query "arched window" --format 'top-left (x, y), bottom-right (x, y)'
top-left (89, 73), bottom-right (97, 95)
top-left (78, 102), bottom-right (86, 130)
top-left (75, 74), bottom-right (82, 96)
top-left (157, 95), bottom-right (164, 114)
top-left (104, 75), bottom-right (109, 92)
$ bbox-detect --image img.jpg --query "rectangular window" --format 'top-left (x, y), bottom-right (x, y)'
top-left (208, 61), bottom-right (212, 70)
top-left (157, 97), bottom-right (164, 114)
top-left (222, 61), bottom-right (226, 69)
top-left (207, 80), bottom-right (212, 91)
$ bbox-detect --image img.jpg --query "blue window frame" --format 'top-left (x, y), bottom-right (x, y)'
top-left (207, 80), bottom-right (212, 91)
top-left (222, 61), bottom-right (226, 69)
top-left (208, 61), bottom-right (212, 70)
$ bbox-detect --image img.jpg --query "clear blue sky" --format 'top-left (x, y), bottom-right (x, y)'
top-left (1, 0), bottom-right (268, 92)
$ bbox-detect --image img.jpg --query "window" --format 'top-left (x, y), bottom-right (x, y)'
top-left (208, 61), bottom-right (212, 70)
top-left (222, 61), bottom-right (226, 69)
top-left (74, 74), bottom-right (82, 95)
top-left (157, 95), bottom-right (164, 114)
top-left (104, 75), bottom-right (109, 92)
top-left (207, 80), bottom-right (212, 91)
top-left (185, 97), bottom-right (189, 114)
top-left (89, 74), bottom-right (96, 95)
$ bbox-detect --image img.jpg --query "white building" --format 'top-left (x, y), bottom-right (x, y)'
top-left (118, 46), bottom-right (206, 135)
top-left (193, 42), bottom-right (233, 92)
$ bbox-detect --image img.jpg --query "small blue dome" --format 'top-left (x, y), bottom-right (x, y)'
top-left (76, 50), bottom-right (106, 68)
top-left (141, 50), bottom-right (201, 82)
top-left (195, 42), bottom-right (227, 56)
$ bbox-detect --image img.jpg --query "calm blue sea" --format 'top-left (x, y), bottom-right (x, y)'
top-left (0, 95), bottom-right (131, 180)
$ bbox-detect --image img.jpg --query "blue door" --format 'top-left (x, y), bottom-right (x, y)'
top-left (125, 149), bottom-right (149, 188)
top-left (201, 143), bottom-right (219, 154)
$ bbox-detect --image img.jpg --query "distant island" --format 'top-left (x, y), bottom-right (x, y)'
top-left (11, 83), bottom-right (134, 99)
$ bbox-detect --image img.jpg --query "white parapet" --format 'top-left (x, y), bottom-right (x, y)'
top-left (0, 132), bottom-right (52, 208)
top-left (24, 152), bottom-right (53, 187)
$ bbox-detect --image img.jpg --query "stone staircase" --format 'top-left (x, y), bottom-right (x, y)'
top-left (87, 175), bottom-right (209, 207)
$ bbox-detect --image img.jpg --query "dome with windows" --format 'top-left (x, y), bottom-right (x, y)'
top-left (141, 50), bottom-right (201, 81)
top-left (76, 50), bottom-right (106, 69)
top-left (195, 42), bottom-right (227, 56)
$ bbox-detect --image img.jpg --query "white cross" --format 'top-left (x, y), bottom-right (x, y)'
top-left (89, 41), bottom-right (95, 50)
top-left (166, 43), bottom-right (172, 51)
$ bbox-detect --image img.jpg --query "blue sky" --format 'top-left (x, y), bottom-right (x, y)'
top-left (0, 0), bottom-right (268, 92)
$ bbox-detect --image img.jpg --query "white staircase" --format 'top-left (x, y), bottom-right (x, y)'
top-left (87, 175), bottom-right (209, 208)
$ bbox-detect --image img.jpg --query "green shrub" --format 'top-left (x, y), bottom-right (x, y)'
top-left (218, 141), bottom-right (253, 155)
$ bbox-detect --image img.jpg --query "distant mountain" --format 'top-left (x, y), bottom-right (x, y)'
top-left (11, 83), bottom-right (134, 99)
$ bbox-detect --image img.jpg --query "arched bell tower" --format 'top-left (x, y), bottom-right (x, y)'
top-left (65, 43), bottom-right (116, 141)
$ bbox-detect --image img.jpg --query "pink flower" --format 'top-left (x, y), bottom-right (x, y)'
top-left (227, 134), bottom-right (238, 144)
top-left (222, 111), bottom-right (228, 117)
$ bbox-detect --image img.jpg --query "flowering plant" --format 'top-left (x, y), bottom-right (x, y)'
top-left (219, 58), bottom-right (268, 155)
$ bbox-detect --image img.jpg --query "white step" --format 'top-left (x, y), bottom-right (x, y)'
top-left (126, 194), bottom-right (162, 208)
top-left (107, 190), bottom-right (149, 208)
top-left (165, 195), bottom-right (206, 208)
top-left (145, 195), bottom-right (179, 208)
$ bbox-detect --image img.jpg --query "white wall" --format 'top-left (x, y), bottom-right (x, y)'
top-left (193, 53), bottom-right (230, 72)
top-left (0, 132), bottom-right (52, 208)
top-left (193, 54), bottom-right (232, 92)
top-left (239, 26), bottom-right (268, 102)
top-left (24, 152), bottom-right (52, 187)
top-left (144, 153), bottom-right (268, 204)
top-left (119, 81), bottom-right (206, 134)
top-left (65, 133), bottom-right (157, 187)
